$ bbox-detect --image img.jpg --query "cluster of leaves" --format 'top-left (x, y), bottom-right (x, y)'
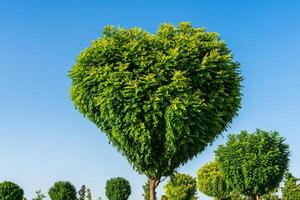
top-left (69, 22), bottom-right (242, 178)
top-left (196, 161), bottom-right (231, 199)
top-left (0, 181), bottom-right (24, 200)
top-left (48, 181), bottom-right (77, 200)
top-left (215, 129), bottom-right (290, 198)
top-left (282, 172), bottom-right (300, 200)
top-left (162, 173), bottom-right (197, 200)
top-left (33, 190), bottom-right (46, 200)
top-left (105, 177), bottom-right (131, 200)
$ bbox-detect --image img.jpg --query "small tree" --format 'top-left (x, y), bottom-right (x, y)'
top-left (0, 181), bottom-right (24, 200)
top-left (86, 188), bottom-right (92, 200)
top-left (282, 172), bottom-right (300, 200)
top-left (215, 129), bottom-right (290, 200)
top-left (48, 181), bottom-right (77, 200)
top-left (69, 22), bottom-right (242, 200)
top-left (196, 161), bottom-right (231, 199)
top-left (32, 190), bottom-right (46, 200)
top-left (78, 185), bottom-right (86, 200)
top-left (163, 173), bottom-right (197, 200)
top-left (105, 177), bottom-right (131, 200)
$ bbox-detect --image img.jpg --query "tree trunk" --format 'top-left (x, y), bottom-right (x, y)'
top-left (256, 195), bottom-right (260, 200)
top-left (149, 177), bottom-right (160, 200)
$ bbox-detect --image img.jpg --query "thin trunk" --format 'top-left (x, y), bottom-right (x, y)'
top-left (256, 195), bottom-right (260, 200)
top-left (149, 177), bottom-right (160, 200)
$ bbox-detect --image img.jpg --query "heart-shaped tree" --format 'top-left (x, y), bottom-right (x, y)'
top-left (69, 22), bottom-right (242, 199)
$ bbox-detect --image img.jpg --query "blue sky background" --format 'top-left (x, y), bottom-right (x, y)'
top-left (0, 0), bottom-right (299, 199)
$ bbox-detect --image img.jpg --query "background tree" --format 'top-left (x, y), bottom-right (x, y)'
top-left (48, 181), bottom-right (77, 200)
top-left (163, 173), bottom-right (197, 200)
top-left (32, 190), bottom-right (46, 200)
top-left (86, 188), bottom-right (92, 200)
top-left (215, 129), bottom-right (290, 200)
top-left (196, 161), bottom-right (231, 199)
top-left (282, 172), bottom-right (300, 200)
top-left (105, 177), bottom-right (131, 200)
top-left (69, 22), bottom-right (242, 200)
top-left (78, 185), bottom-right (86, 200)
top-left (0, 181), bottom-right (24, 200)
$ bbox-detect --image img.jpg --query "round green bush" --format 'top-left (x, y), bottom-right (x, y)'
top-left (0, 181), bottom-right (24, 200)
top-left (105, 177), bottom-right (131, 200)
top-left (48, 181), bottom-right (76, 200)
top-left (196, 161), bottom-right (231, 199)
top-left (215, 129), bottom-right (290, 198)
top-left (163, 173), bottom-right (197, 200)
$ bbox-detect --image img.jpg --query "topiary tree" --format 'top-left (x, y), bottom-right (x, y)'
top-left (163, 173), bottom-right (197, 200)
top-left (69, 22), bottom-right (242, 200)
top-left (105, 177), bottom-right (131, 200)
top-left (215, 129), bottom-right (290, 200)
top-left (282, 172), bottom-right (300, 200)
top-left (196, 161), bottom-right (231, 199)
top-left (48, 181), bottom-right (77, 200)
top-left (0, 181), bottom-right (24, 200)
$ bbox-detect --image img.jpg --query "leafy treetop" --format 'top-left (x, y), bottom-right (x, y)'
top-left (215, 129), bottom-right (290, 198)
top-left (69, 22), bottom-right (242, 178)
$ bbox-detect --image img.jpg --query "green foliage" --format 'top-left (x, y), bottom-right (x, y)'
top-left (215, 129), bottom-right (290, 198)
top-left (0, 181), bottom-right (24, 200)
top-left (105, 177), bottom-right (131, 200)
top-left (86, 188), bottom-right (92, 200)
top-left (163, 173), bottom-right (197, 200)
top-left (78, 185), bottom-right (86, 200)
top-left (32, 190), bottom-right (46, 200)
top-left (282, 172), bottom-right (300, 200)
top-left (196, 161), bottom-right (231, 199)
top-left (48, 181), bottom-right (77, 200)
top-left (69, 22), bottom-right (242, 178)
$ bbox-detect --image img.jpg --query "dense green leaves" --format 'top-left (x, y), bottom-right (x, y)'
top-left (69, 22), bottom-right (242, 178)
top-left (0, 181), bottom-right (24, 200)
top-left (163, 173), bottom-right (197, 200)
top-left (48, 181), bottom-right (76, 200)
top-left (282, 172), bottom-right (300, 200)
top-left (105, 177), bottom-right (131, 200)
top-left (215, 129), bottom-right (290, 198)
top-left (196, 161), bottom-right (231, 199)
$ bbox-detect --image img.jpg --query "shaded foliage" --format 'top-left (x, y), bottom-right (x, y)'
top-left (0, 181), bottom-right (24, 200)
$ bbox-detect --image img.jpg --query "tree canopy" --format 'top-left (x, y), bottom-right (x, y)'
top-left (105, 177), bottom-right (131, 200)
top-left (48, 181), bottom-right (77, 200)
top-left (0, 181), bottom-right (24, 200)
top-left (162, 173), bottom-right (197, 200)
top-left (215, 129), bottom-right (290, 199)
top-left (196, 161), bottom-right (231, 199)
top-left (69, 22), bottom-right (242, 199)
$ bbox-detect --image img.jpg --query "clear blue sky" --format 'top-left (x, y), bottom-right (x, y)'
top-left (0, 0), bottom-right (299, 199)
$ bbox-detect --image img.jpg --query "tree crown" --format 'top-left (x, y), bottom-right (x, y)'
top-left (215, 129), bottom-right (290, 197)
top-left (69, 22), bottom-right (242, 178)
top-left (105, 177), bottom-right (131, 200)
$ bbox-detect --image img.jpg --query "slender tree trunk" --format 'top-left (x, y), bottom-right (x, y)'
top-left (149, 177), bottom-right (160, 200)
top-left (256, 195), bottom-right (260, 200)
